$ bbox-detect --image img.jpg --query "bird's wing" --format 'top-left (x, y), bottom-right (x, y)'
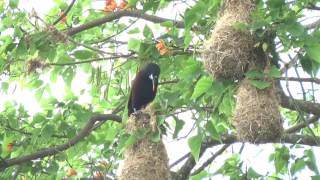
top-left (127, 88), bottom-right (133, 116)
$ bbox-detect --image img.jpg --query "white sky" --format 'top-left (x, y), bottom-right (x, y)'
top-left (1, 0), bottom-right (320, 179)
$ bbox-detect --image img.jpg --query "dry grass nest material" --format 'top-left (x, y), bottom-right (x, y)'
top-left (118, 108), bottom-right (170, 180)
top-left (232, 79), bottom-right (283, 143)
top-left (203, 0), bottom-right (257, 80)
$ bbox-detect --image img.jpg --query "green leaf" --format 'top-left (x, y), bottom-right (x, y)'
top-left (272, 146), bottom-right (290, 173)
top-left (205, 121), bottom-right (220, 141)
top-left (247, 167), bottom-right (261, 178)
top-left (188, 134), bottom-right (202, 161)
top-left (191, 76), bottom-right (213, 99)
top-left (16, 38), bottom-right (28, 56)
top-left (305, 43), bottom-right (320, 63)
top-left (305, 149), bottom-right (319, 174)
top-left (290, 158), bottom-right (305, 175)
top-left (184, 30), bottom-right (192, 49)
top-left (124, 135), bottom-right (137, 149)
top-left (128, 28), bottom-right (140, 34)
top-left (73, 50), bottom-right (95, 60)
top-left (160, 21), bottom-right (173, 27)
top-left (29, 79), bottom-right (44, 89)
top-left (128, 38), bottom-right (141, 52)
top-left (1, 82), bottom-right (9, 93)
top-left (245, 70), bottom-right (264, 79)
top-left (287, 22), bottom-right (305, 37)
top-left (150, 131), bottom-right (161, 142)
top-left (184, 0), bottom-right (208, 29)
top-left (128, 0), bottom-right (138, 6)
top-left (262, 42), bottom-right (268, 52)
top-left (191, 170), bottom-right (208, 180)
top-left (173, 117), bottom-right (185, 139)
top-left (300, 54), bottom-right (314, 75)
top-left (9, 0), bottom-right (19, 8)
top-left (249, 80), bottom-right (271, 90)
top-left (268, 66), bottom-right (281, 78)
top-left (41, 124), bottom-right (55, 139)
top-left (218, 91), bottom-right (234, 116)
top-left (312, 176), bottom-right (320, 180)
top-left (143, 25), bottom-right (153, 39)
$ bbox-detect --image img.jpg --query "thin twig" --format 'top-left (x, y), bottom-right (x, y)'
top-left (170, 153), bottom-right (191, 168)
top-left (53, 0), bottom-right (77, 25)
top-left (48, 53), bottom-right (135, 66)
top-left (191, 144), bottom-right (230, 176)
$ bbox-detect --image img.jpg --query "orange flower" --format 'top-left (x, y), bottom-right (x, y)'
top-left (156, 39), bottom-right (169, 55)
top-left (58, 12), bottom-right (67, 24)
top-left (156, 40), bottom-right (165, 50)
top-left (159, 48), bottom-right (169, 55)
top-left (118, 1), bottom-right (127, 9)
top-left (104, 0), bottom-right (117, 12)
top-left (94, 171), bottom-right (104, 179)
top-left (67, 168), bottom-right (77, 177)
top-left (6, 143), bottom-right (13, 151)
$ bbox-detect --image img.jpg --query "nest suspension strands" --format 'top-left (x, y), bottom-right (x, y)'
top-left (118, 108), bottom-right (170, 180)
top-left (232, 79), bottom-right (283, 143)
top-left (203, 0), bottom-right (258, 80)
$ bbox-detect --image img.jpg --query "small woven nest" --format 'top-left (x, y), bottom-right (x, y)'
top-left (118, 107), bottom-right (170, 180)
top-left (203, 0), bottom-right (257, 80)
top-left (232, 79), bottom-right (283, 143)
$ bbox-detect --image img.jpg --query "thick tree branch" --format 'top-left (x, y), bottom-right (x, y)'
top-left (67, 10), bottom-right (185, 36)
top-left (279, 77), bottom-right (320, 84)
top-left (175, 133), bottom-right (320, 179)
top-left (285, 116), bottom-right (320, 134)
top-left (0, 114), bottom-right (121, 170)
top-left (280, 93), bottom-right (320, 115)
top-left (176, 135), bottom-right (236, 180)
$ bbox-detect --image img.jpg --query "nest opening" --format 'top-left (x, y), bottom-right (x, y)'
top-left (232, 79), bottom-right (283, 143)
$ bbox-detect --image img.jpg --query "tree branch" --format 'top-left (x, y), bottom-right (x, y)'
top-left (66, 10), bottom-right (185, 36)
top-left (0, 114), bottom-right (121, 170)
top-left (279, 92), bottom-right (320, 115)
top-left (190, 144), bottom-right (230, 176)
top-left (279, 77), bottom-right (320, 84)
top-left (174, 132), bottom-right (320, 179)
top-left (48, 53), bottom-right (135, 66)
top-left (285, 115), bottom-right (320, 134)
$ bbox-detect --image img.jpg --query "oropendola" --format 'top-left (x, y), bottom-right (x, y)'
top-left (127, 63), bottom-right (160, 116)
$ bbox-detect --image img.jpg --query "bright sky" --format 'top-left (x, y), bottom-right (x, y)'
top-left (1, 0), bottom-right (320, 179)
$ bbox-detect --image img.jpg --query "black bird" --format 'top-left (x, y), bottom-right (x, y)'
top-left (128, 63), bottom-right (160, 116)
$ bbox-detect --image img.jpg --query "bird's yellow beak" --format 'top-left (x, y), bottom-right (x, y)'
top-left (152, 79), bottom-right (156, 92)
top-left (149, 74), bottom-right (156, 92)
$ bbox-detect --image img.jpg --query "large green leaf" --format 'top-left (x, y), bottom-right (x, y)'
top-left (191, 76), bottom-right (213, 99)
top-left (305, 44), bottom-right (320, 64)
top-left (188, 133), bottom-right (202, 161)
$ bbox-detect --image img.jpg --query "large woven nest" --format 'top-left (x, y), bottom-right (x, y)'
top-left (118, 108), bottom-right (170, 180)
top-left (232, 79), bottom-right (283, 143)
top-left (203, 0), bottom-right (257, 80)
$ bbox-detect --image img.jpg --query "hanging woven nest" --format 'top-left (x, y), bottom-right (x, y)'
top-left (203, 0), bottom-right (258, 80)
top-left (232, 79), bottom-right (283, 143)
top-left (118, 107), bottom-right (170, 180)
